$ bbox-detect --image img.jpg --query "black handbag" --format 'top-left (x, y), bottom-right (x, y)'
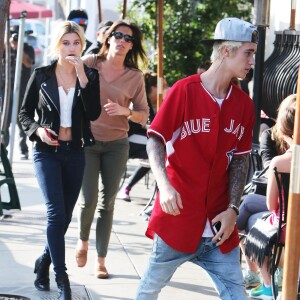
top-left (251, 175), bottom-right (268, 196)
top-left (243, 166), bottom-right (269, 197)
top-left (244, 213), bottom-right (277, 268)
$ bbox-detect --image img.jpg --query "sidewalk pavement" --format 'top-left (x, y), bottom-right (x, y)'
top-left (0, 152), bottom-right (244, 300)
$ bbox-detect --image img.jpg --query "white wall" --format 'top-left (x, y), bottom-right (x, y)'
top-left (265, 0), bottom-right (300, 59)
top-left (80, 0), bottom-right (124, 43)
top-left (80, 0), bottom-right (99, 42)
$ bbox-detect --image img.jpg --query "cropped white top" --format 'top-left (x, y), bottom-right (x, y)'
top-left (58, 86), bottom-right (74, 127)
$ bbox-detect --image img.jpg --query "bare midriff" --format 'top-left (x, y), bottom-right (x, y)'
top-left (58, 127), bottom-right (72, 141)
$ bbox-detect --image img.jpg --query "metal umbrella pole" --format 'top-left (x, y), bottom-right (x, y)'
top-left (1, 17), bottom-right (11, 144)
top-left (97, 0), bottom-right (102, 23)
top-left (252, 0), bottom-right (270, 145)
top-left (157, 0), bottom-right (163, 109)
top-left (122, 0), bottom-right (127, 19)
top-left (9, 11), bottom-right (26, 163)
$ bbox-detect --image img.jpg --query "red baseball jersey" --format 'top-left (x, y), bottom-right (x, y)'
top-left (146, 74), bottom-right (255, 253)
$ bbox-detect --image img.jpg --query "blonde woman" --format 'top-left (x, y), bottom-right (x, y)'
top-left (19, 21), bottom-right (101, 299)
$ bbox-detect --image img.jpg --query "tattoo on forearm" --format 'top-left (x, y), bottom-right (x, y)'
top-left (229, 155), bottom-right (249, 207)
top-left (146, 135), bottom-right (169, 187)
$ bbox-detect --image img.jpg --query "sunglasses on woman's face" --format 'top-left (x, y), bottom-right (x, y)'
top-left (111, 31), bottom-right (134, 43)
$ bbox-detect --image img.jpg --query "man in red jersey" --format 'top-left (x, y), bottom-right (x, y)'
top-left (136, 17), bottom-right (258, 300)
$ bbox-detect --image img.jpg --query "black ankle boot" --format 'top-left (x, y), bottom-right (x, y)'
top-left (34, 253), bottom-right (51, 291)
top-left (56, 273), bottom-right (72, 300)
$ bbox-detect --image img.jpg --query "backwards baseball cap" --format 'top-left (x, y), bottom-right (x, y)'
top-left (67, 9), bottom-right (88, 28)
top-left (201, 17), bottom-right (258, 46)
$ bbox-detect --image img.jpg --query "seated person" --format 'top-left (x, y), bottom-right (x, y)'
top-left (118, 72), bottom-right (168, 202)
top-left (86, 20), bottom-right (113, 55)
top-left (245, 94), bottom-right (296, 299)
top-left (196, 60), bottom-right (211, 74)
top-left (238, 94), bottom-right (296, 289)
top-left (260, 110), bottom-right (276, 140)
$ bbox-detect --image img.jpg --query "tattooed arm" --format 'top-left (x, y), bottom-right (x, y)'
top-left (212, 154), bottom-right (249, 245)
top-left (146, 135), bottom-right (183, 216)
top-left (228, 155), bottom-right (250, 207)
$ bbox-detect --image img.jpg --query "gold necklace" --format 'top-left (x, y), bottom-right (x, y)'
top-left (57, 67), bottom-right (76, 94)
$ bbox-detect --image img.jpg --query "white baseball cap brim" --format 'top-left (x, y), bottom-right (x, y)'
top-left (201, 17), bottom-right (259, 46)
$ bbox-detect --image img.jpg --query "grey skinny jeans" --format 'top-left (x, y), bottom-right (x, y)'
top-left (77, 138), bottom-right (129, 257)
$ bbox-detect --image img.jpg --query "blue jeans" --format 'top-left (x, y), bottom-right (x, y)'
top-left (237, 193), bottom-right (269, 232)
top-left (136, 235), bottom-right (247, 300)
top-left (33, 142), bottom-right (85, 275)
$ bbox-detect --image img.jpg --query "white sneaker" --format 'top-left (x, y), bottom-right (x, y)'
top-left (117, 188), bottom-right (131, 202)
top-left (243, 269), bottom-right (261, 288)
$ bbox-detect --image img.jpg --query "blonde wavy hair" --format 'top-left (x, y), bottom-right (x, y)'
top-left (49, 21), bottom-right (86, 59)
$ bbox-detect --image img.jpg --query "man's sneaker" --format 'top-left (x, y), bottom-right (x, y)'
top-left (117, 187), bottom-right (131, 202)
top-left (243, 269), bottom-right (261, 288)
top-left (249, 283), bottom-right (278, 300)
top-left (275, 267), bottom-right (283, 288)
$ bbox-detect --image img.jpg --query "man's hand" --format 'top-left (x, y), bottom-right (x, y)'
top-left (211, 208), bottom-right (237, 246)
top-left (147, 135), bottom-right (183, 216)
top-left (159, 183), bottom-right (183, 216)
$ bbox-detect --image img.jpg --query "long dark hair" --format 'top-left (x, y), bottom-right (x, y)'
top-left (271, 94), bottom-right (296, 153)
top-left (97, 20), bottom-right (148, 70)
top-left (144, 72), bottom-right (157, 122)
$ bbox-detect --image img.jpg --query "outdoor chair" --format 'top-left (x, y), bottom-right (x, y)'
top-left (118, 158), bottom-right (150, 191)
top-left (242, 167), bottom-right (289, 299)
top-left (118, 141), bottom-right (150, 191)
top-left (138, 159), bottom-right (158, 220)
top-left (271, 167), bottom-right (290, 299)
top-left (246, 143), bottom-right (263, 185)
top-left (239, 145), bottom-right (265, 209)
top-left (0, 143), bottom-right (21, 216)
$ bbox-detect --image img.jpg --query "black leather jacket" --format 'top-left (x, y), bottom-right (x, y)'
top-left (19, 61), bottom-right (101, 151)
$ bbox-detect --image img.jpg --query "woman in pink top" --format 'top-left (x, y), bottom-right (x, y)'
top-left (75, 20), bottom-right (149, 278)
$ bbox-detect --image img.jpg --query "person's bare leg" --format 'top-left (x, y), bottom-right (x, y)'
top-left (260, 257), bottom-right (272, 286)
top-left (239, 231), bottom-right (261, 288)
top-left (240, 240), bottom-right (260, 273)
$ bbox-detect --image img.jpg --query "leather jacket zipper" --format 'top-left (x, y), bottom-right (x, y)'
top-left (41, 84), bottom-right (60, 116)
top-left (41, 94), bottom-right (52, 111)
